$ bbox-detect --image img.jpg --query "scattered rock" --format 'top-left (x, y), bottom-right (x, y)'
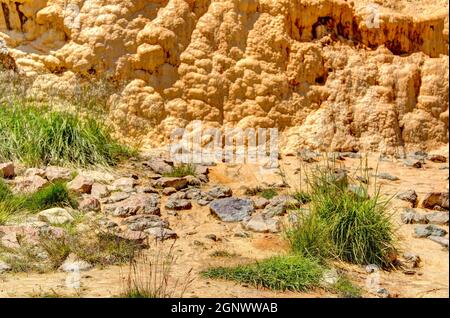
top-left (45, 166), bottom-right (73, 182)
top-left (103, 193), bottom-right (160, 217)
top-left (91, 183), bottom-right (110, 198)
top-left (210, 198), bottom-right (254, 222)
top-left (137, 186), bottom-right (159, 194)
top-left (207, 185), bottom-right (233, 198)
top-left (78, 197), bottom-right (101, 212)
top-left (0, 162), bottom-right (15, 178)
top-left (0, 261), bottom-right (11, 273)
top-left (184, 175), bottom-right (202, 186)
top-left (396, 190), bottom-right (418, 207)
top-left (13, 175), bottom-right (48, 194)
top-left (242, 214), bottom-right (280, 233)
top-left (408, 151), bottom-right (428, 160)
top-left (428, 154), bottom-right (447, 163)
top-left (97, 218), bottom-right (118, 229)
top-left (144, 227), bottom-right (177, 240)
top-left (153, 177), bottom-right (188, 190)
top-left (111, 177), bottom-right (137, 192)
top-left (67, 175), bottom-right (94, 194)
top-left (298, 149), bottom-right (319, 163)
top-left (339, 152), bottom-right (362, 159)
top-left (365, 264), bottom-right (379, 273)
top-left (114, 230), bottom-right (148, 244)
top-left (321, 269), bottom-right (339, 286)
top-left (165, 198), bottom-right (192, 210)
top-left (426, 212), bottom-right (449, 225)
top-left (121, 215), bottom-right (168, 231)
top-left (403, 159), bottom-right (423, 168)
top-left (263, 195), bottom-right (299, 217)
top-left (195, 165), bottom-right (209, 175)
top-left (162, 187), bottom-right (177, 195)
top-left (376, 173), bottom-right (399, 181)
top-left (414, 225), bottom-right (447, 238)
top-left (59, 254), bottom-right (93, 272)
top-left (253, 197), bottom-right (269, 209)
top-left (428, 236), bottom-right (449, 249)
top-left (400, 209), bottom-right (428, 224)
top-left (106, 191), bottom-right (130, 203)
top-left (147, 158), bottom-right (173, 174)
top-left (376, 288), bottom-right (391, 298)
top-left (402, 252), bottom-right (421, 268)
top-left (24, 168), bottom-right (46, 178)
top-left (422, 192), bottom-right (449, 210)
top-left (38, 208), bottom-right (74, 225)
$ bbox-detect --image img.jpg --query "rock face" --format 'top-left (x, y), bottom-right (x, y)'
top-left (0, 0), bottom-right (448, 154)
top-left (104, 193), bottom-right (161, 217)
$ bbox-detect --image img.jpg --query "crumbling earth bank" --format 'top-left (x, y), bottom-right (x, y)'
top-left (0, 0), bottom-right (448, 154)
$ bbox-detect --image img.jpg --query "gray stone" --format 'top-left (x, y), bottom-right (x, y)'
top-left (0, 162), bottom-right (15, 178)
top-left (428, 236), bottom-right (449, 249)
top-left (263, 195), bottom-right (299, 217)
top-left (298, 149), bottom-right (319, 163)
top-left (402, 252), bottom-right (421, 268)
top-left (0, 260), bottom-right (11, 273)
top-left (67, 175), bottom-right (94, 194)
top-left (106, 191), bottom-right (130, 203)
top-left (184, 175), bottom-right (202, 186)
top-left (162, 187), bottom-right (177, 195)
top-left (376, 173), bottom-right (399, 181)
top-left (165, 199), bottom-right (192, 210)
top-left (38, 208), bottom-right (74, 225)
top-left (242, 214), bottom-right (280, 233)
top-left (153, 177), bottom-right (188, 190)
top-left (376, 288), bottom-right (391, 298)
top-left (97, 218), bottom-right (118, 229)
top-left (121, 215), bottom-right (168, 231)
top-left (253, 197), bottom-right (269, 209)
top-left (207, 185), bottom-right (233, 198)
top-left (13, 175), bottom-right (48, 194)
top-left (422, 192), bottom-right (449, 210)
top-left (397, 190), bottom-right (418, 207)
top-left (400, 208), bottom-right (428, 224)
top-left (111, 177), bottom-right (137, 193)
top-left (339, 152), bottom-right (362, 159)
top-left (78, 197), bottom-right (101, 212)
top-left (365, 264), bottom-right (379, 273)
top-left (59, 253), bottom-right (92, 272)
top-left (426, 212), bottom-right (449, 225)
top-left (103, 193), bottom-right (160, 217)
top-left (24, 168), bottom-right (46, 178)
top-left (414, 225), bottom-right (447, 238)
top-left (114, 230), bottom-right (148, 244)
top-left (403, 159), bottom-right (423, 168)
top-left (147, 158), bottom-right (173, 174)
top-left (210, 198), bottom-right (254, 222)
top-left (144, 227), bottom-right (177, 240)
top-left (45, 166), bottom-right (73, 182)
top-left (91, 183), bottom-right (110, 198)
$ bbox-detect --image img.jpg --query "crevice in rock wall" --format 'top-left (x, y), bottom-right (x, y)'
top-left (1, 3), bottom-right (11, 30)
top-left (14, 2), bottom-right (26, 31)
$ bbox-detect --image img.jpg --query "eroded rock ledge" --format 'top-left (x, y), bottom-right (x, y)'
top-left (0, 0), bottom-right (448, 154)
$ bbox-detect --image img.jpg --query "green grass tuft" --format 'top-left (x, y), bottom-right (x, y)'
top-left (162, 164), bottom-right (197, 178)
top-left (202, 255), bottom-right (324, 292)
top-left (0, 105), bottom-right (134, 167)
top-left (287, 162), bottom-right (398, 268)
top-left (332, 277), bottom-right (362, 298)
top-left (23, 182), bottom-right (77, 212)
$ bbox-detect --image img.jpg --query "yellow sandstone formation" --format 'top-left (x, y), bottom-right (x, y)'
top-left (0, 0), bottom-right (448, 154)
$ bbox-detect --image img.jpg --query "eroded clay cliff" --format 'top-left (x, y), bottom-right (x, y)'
top-left (0, 0), bottom-right (448, 154)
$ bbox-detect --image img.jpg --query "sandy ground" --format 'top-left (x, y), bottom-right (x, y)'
top-left (0, 151), bottom-right (448, 298)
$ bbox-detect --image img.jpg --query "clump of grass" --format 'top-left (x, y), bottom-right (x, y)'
top-left (293, 191), bottom-right (311, 204)
top-left (23, 182), bottom-right (77, 212)
top-left (0, 105), bottom-right (134, 167)
top-left (1, 230), bottom-right (142, 273)
top-left (332, 277), bottom-right (362, 298)
top-left (0, 180), bottom-right (77, 225)
top-left (287, 161), bottom-right (398, 268)
top-left (162, 164), bottom-right (197, 178)
top-left (121, 243), bottom-right (193, 298)
top-left (202, 255), bottom-right (324, 292)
